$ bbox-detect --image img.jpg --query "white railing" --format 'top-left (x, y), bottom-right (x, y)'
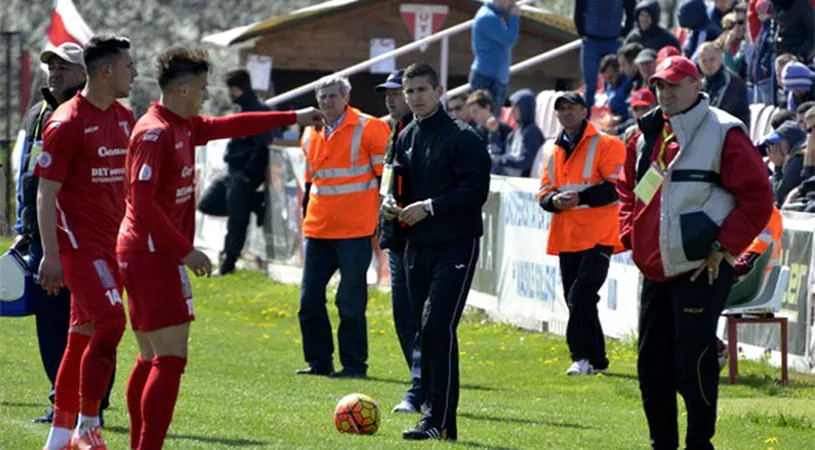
top-left (264, 0), bottom-right (539, 109)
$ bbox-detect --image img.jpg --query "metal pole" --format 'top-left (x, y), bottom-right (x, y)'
top-left (440, 36), bottom-right (450, 95)
top-left (3, 32), bottom-right (13, 235)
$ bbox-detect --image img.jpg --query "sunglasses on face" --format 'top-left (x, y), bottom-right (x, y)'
top-left (807, 126), bottom-right (815, 134)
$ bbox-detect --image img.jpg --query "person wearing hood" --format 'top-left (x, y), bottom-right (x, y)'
top-left (574, 0), bottom-right (637, 108)
top-left (218, 68), bottom-right (279, 275)
top-left (771, 0), bottom-right (815, 62)
top-left (698, 42), bottom-right (751, 127)
top-left (678, 0), bottom-right (722, 60)
top-left (624, 0), bottom-right (681, 52)
top-left (762, 120), bottom-right (808, 206)
top-left (493, 89), bottom-right (544, 177)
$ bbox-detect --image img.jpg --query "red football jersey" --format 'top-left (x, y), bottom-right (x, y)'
top-left (36, 93), bottom-right (135, 256)
top-left (117, 102), bottom-right (296, 260)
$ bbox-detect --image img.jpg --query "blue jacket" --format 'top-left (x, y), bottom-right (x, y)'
top-left (606, 74), bottom-right (633, 122)
top-left (678, 0), bottom-right (721, 59)
top-left (707, 4), bottom-right (730, 35)
top-left (574, 0), bottom-right (636, 40)
top-left (623, 1), bottom-right (681, 51)
top-left (751, 20), bottom-right (774, 84)
top-left (471, 2), bottom-right (520, 84)
top-left (497, 89), bottom-right (544, 177)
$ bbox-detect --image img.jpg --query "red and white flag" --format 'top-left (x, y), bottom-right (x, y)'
top-left (44, 0), bottom-right (94, 51)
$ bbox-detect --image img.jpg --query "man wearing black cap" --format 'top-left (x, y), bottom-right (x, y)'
top-left (217, 68), bottom-right (279, 275)
top-left (761, 120), bottom-right (808, 207)
top-left (618, 56), bottom-right (772, 448)
top-left (375, 69), bottom-right (422, 414)
top-left (538, 91), bottom-right (625, 377)
top-left (10, 43), bottom-right (101, 425)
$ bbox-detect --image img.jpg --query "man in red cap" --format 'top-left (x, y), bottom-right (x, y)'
top-left (618, 88), bottom-right (657, 143)
top-left (617, 55), bottom-right (773, 448)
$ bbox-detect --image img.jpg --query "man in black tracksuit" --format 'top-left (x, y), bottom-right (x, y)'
top-left (382, 63), bottom-right (490, 442)
top-left (12, 43), bottom-right (113, 424)
top-left (219, 68), bottom-right (280, 275)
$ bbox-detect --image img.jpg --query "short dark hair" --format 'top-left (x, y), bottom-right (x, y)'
top-left (155, 47), bottom-right (211, 89)
top-left (797, 101), bottom-right (815, 116)
top-left (446, 93), bottom-right (467, 107)
top-left (599, 54), bottom-right (620, 73)
top-left (225, 68), bottom-right (252, 90)
top-left (466, 89), bottom-right (494, 112)
top-left (770, 108), bottom-right (795, 130)
top-left (403, 63), bottom-right (440, 88)
top-left (617, 42), bottom-right (644, 63)
top-left (84, 35), bottom-right (130, 75)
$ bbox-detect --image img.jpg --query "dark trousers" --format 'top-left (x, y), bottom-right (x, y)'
top-left (468, 71), bottom-right (507, 116)
top-left (298, 236), bottom-right (372, 373)
top-left (580, 37), bottom-right (622, 108)
top-left (638, 263), bottom-right (733, 450)
top-left (388, 249), bottom-right (422, 406)
top-left (222, 171), bottom-right (265, 266)
top-left (33, 283), bottom-right (115, 409)
top-left (559, 245), bottom-right (612, 369)
top-left (406, 238), bottom-right (479, 438)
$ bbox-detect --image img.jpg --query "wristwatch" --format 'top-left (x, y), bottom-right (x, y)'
top-left (422, 199), bottom-right (434, 216)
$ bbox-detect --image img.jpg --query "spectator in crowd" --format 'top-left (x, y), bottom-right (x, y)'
top-left (374, 69), bottom-right (422, 414)
top-left (797, 101), bottom-right (815, 127)
top-left (771, 0), bottom-right (815, 62)
top-left (574, 0), bottom-right (637, 108)
top-left (782, 61), bottom-right (815, 112)
top-left (802, 106), bottom-right (815, 178)
top-left (775, 53), bottom-right (797, 91)
top-left (493, 89), bottom-right (544, 177)
top-left (218, 68), bottom-right (276, 276)
top-left (709, 0), bottom-right (737, 31)
top-left (763, 120), bottom-right (808, 206)
top-left (781, 107), bottom-right (815, 211)
top-left (538, 92), bottom-right (625, 377)
top-left (620, 87), bottom-right (658, 143)
top-left (446, 93), bottom-right (473, 124)
top-left (383, 63), bottom-right (490, 442)
top-left (750, 0), bottom-right (776, 104)
top-left (467, 89), bottom-right (513, 173)
top-left (634, 48), bottom-right (658, 91)
top-left (618, 55), bottom-right (773, 450)
top-left (470, 0), bottom-right (520, 116)
top-left (11, 43), bottom-right (114, 426)
top-left (699, 42), bottom-right (751, 126)
top-left (656, 45), bottom-right (682, 65)
top-left (624, 1), bottom-right (681, 51)
top-left (601, 54), bottom-right (634, 125)
top-left (297, 76), bottom-right (391, 379)
top-left (717, 12), bottom-right (748, 78)
top-left (770, 108), bottom-right (796, 129)
top-left (618, 42), bottom-right (645, 91)
top-left (678, 0), bottom-right (722, 60)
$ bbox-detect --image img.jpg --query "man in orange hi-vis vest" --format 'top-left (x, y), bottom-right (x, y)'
top-left (296, 75), bottom-right (390, 379)
top-left (537, 92), bottom-right (626, 377)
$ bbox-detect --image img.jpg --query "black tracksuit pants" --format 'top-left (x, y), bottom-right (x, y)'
top-left (405, 237), bottom-right (479, 439)
top-left (559, 245), bottom-right (612, 369)
top-left (222, 170), bottom-right (265, 266)
top-left (638, 262), bottom-right (733, 450)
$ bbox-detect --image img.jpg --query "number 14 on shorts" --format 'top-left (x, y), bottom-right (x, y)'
top-left (105, 288), bottom-right (123, 306)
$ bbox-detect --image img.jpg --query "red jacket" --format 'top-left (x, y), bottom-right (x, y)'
top-left (618, 119), bottom-right (773, 281)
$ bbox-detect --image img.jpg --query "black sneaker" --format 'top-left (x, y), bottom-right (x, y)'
top-left (295, 366), bottom-right (333, 376)
top-left (403, 420), bottom-right (455, 441)
top-left (31, 406), bottom-right (54, 424)
top-left (328, 369), bottom-right (367, 379)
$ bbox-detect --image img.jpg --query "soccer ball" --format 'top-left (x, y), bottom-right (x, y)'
top-left (333, 393), bottom-right (380, 435)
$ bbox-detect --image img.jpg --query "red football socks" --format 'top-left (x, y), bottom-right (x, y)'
top-left (138, 356), bottom-right (187, 450)
top-left (53, 332), bottom-right (90, 420)
top-left (127, 357), bottom-right (152, 449)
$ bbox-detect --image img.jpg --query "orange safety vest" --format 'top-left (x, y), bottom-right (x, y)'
top-left (538, 122), bottom-right (626, 255)
top-left (744, 206), bottom-right (783, 264)
top-left (301, 107), bottom-right (390, 239)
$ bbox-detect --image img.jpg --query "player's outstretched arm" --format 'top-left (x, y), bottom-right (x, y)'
top-left (36, 179), bottom-right (64, 295)
top-left (191, 108), bottom-right (324, 145)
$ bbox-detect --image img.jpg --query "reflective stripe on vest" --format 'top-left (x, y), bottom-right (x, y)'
top-left (350, 116), bottom-right (367, 164)
top-left (312, 164), bottom-right (372, 179)
top-left (311, 179), bottom-right (379, 195)
top-left (548, 134), bottom-right (601, 189)
top-left (305, 115), bottom-right (378, 184)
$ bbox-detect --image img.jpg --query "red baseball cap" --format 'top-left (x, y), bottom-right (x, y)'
top-left (630, 88), bottom-right (657, 108)
top-left (656, 46), bottom-right (681, 65)
top-left (649, 56), bottom-right (700, 85)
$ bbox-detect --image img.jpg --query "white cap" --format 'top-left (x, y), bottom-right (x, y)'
top-left (40, 42), bottom-right (85, 67)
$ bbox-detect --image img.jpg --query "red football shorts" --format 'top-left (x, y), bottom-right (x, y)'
top-left (60, 251), bottom-right (125, 327)
top-left (118, 252), bottom-right (195, 332)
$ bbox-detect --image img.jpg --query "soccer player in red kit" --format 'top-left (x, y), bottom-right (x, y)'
top-left (117, 47), bottom-right (324, 450)
top-left (36, 36), bottom-right (137, 450)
